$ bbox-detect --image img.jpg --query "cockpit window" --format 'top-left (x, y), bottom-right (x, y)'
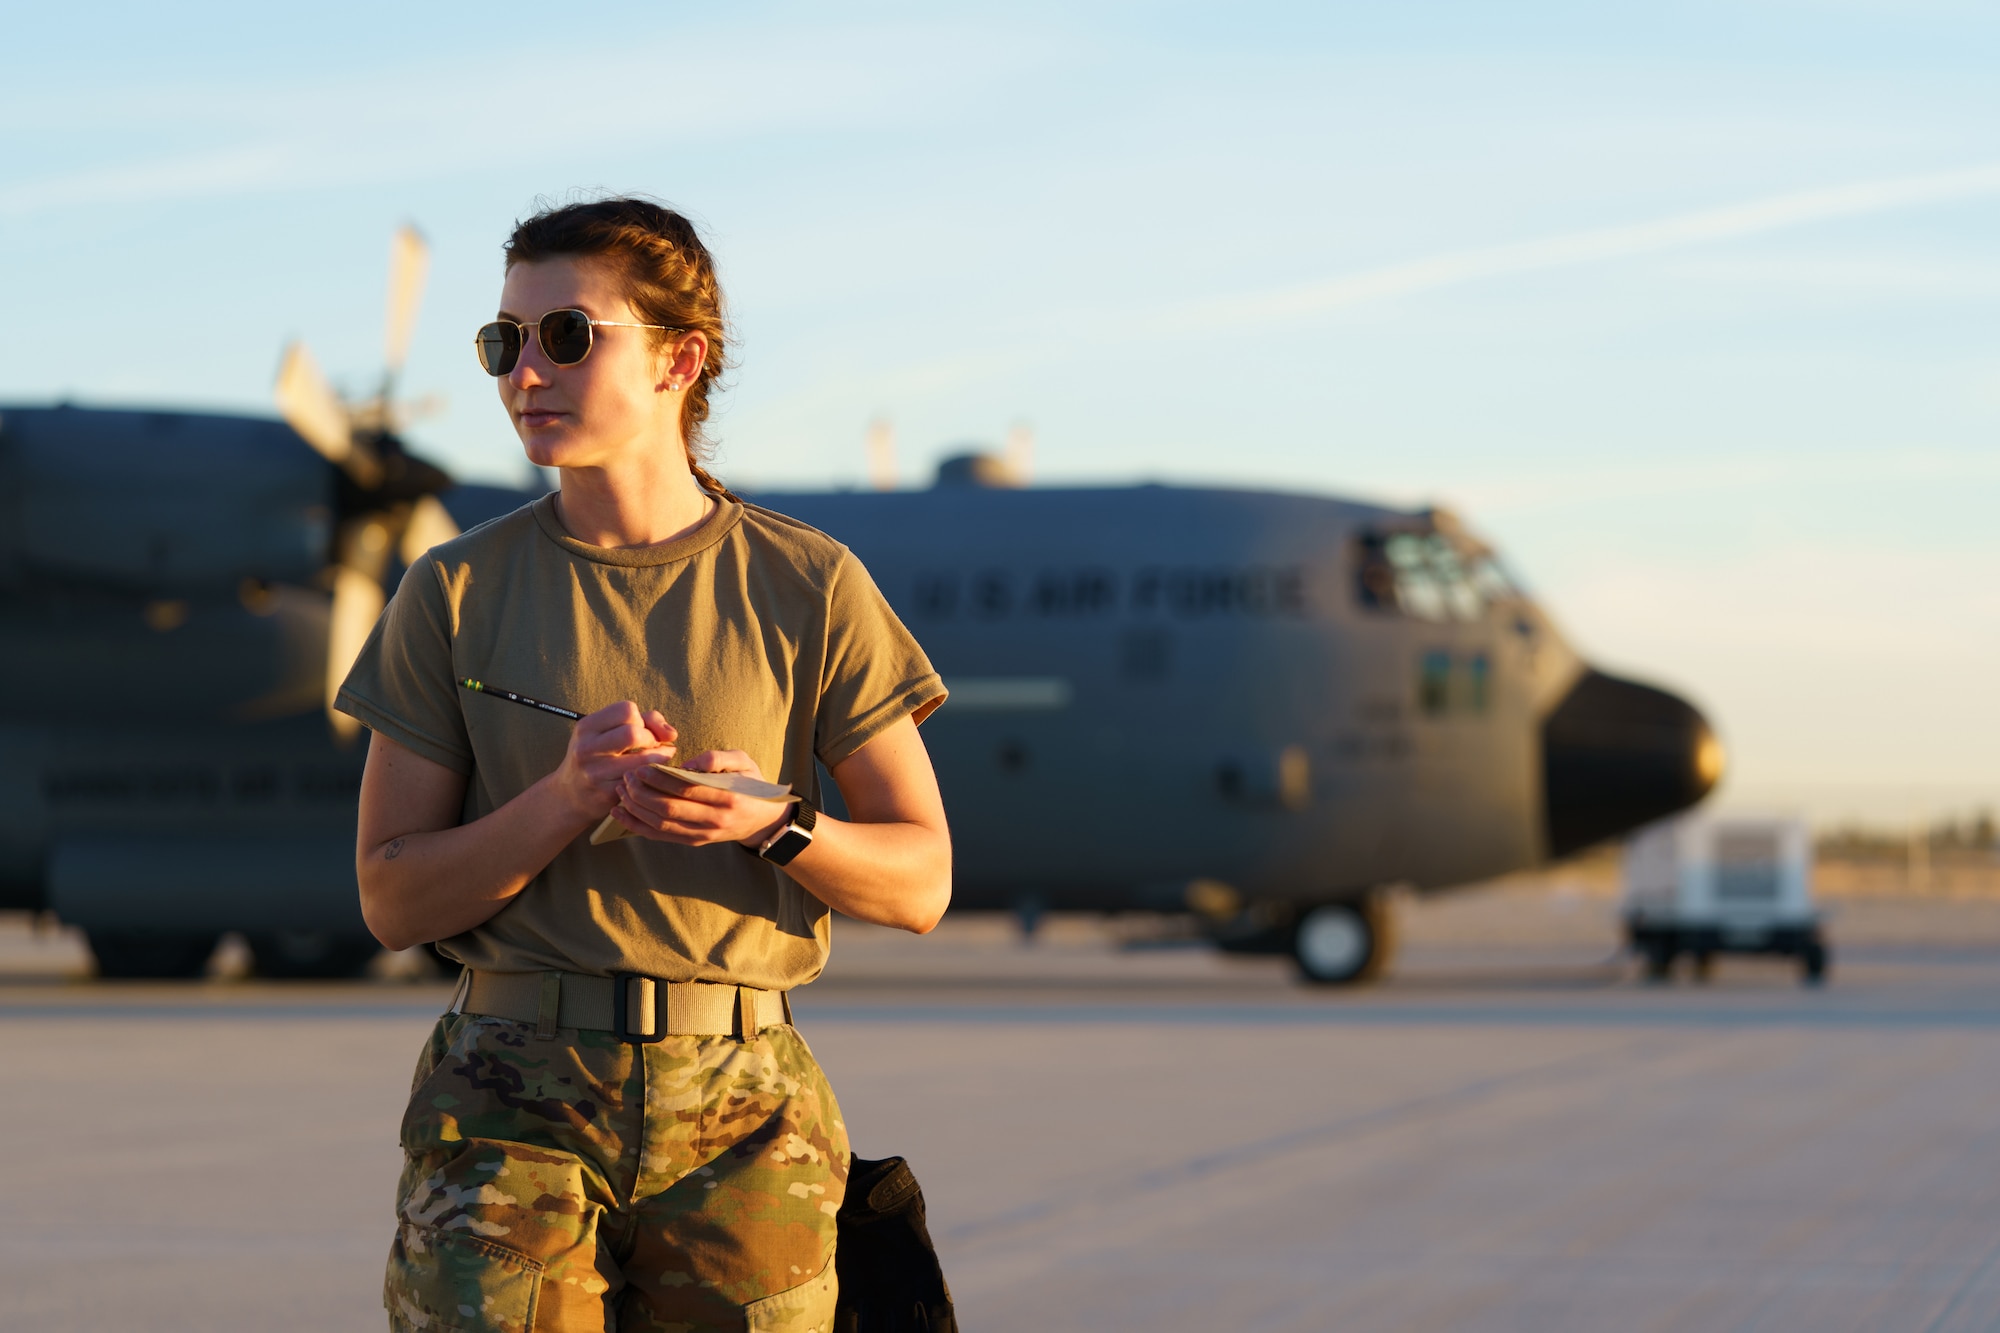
top-left (1470, 555), bottom-right (1520, 605)
top-left (1355, 530), bottom-right (1515, 622)
top-left (1384, 535), bottom-right (1447, 620)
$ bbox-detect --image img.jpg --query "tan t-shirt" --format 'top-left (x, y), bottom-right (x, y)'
top-left (334, 493), bottom-right (945, 990)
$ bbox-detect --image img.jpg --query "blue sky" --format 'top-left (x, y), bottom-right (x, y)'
top-left (4, 1), bottom-right (1996, 825)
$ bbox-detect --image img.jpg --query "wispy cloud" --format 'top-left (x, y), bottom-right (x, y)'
top-left (1166, 161), bottom-right (2000, 332)
top-left (0, 145), bottom-right (297, 219)
top-left (1432, 449), bottom-right (2000, 516)
top-left (1666, 253), bottom-right (2000, 297)
top-left (0, 18), bottom-right (1055, 220)
top-left (747, 160), bottom-right (2000, 428)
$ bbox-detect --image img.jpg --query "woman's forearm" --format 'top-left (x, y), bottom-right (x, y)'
top-left (600, 718), bottom-right (953, 934)
top-left (780, 815), bottom-right (951, 934)
top-left (358, 773), bottom-right (596, 951)
top-left (357, 707), bottom-right (679, 952)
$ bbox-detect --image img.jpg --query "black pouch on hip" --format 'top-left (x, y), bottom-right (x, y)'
top-left (833, 1155), bottom-right (957, 1332)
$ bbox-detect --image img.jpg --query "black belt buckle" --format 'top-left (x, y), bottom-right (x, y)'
top-left (612, 972), bottom-right (667, 1045)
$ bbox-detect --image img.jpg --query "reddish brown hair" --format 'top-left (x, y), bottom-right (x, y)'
top-left (504, 196), bottom-right (735, 497)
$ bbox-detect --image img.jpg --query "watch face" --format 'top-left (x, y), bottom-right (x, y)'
top-left (763, 825), bottom-right (813, 866)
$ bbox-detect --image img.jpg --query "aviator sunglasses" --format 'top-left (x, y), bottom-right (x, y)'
top-left (474, 308), bottom-right (680, 376)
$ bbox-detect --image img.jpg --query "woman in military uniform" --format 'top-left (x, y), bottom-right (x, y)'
top-left (338, 197), bottom-right (950, 1332)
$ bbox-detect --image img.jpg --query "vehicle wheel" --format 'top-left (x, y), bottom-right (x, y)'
top-left (1292, 900), bottom-right (1390, 986)
top-left (1691, 952), bottom-right (1715, 984)
top-left (86, 929), bottom-right (220, 979)
top-left (247, 930), bottom-right (381, 979)
top-left (1801, 943), bottom-right (1829, 987)
top-left (1643, 944), bottom-right (1675, 984)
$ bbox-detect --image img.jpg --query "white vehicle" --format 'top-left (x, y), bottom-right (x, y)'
top-left (1623, 815), bottom-right (1827, 985)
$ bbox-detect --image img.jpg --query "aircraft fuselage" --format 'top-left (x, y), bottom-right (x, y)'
top-left (759, 483), bottom-right (1589, 913)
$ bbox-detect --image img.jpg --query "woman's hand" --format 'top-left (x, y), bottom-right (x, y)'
top-left (609, 748), bottom-right (793, 848)
top-left (355, 702), bottom-right (684, 951)
top-left (601, 716), bottom-right (949, 933)
top-left (552, 703), bottom-right (679, 821)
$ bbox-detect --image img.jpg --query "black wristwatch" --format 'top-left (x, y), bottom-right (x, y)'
top-left (752, 799), bottom-right (818, 866)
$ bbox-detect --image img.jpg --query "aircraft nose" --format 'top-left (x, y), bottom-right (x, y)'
top-left (1542, 669), bottom-right (1723, 859)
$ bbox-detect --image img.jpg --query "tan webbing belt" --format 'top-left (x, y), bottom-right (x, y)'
top-left (462, 969), bottom-right (792, 1041)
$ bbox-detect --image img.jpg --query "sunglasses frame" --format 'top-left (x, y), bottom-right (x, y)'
top-left (475, 308), bottom-right (682, 376)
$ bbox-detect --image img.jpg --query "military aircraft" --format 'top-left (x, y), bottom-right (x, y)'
top-left (762, 461), bottom-right (1721, 981)
top-left (0, 240), bottom-right (1721, 984)
top-left (0, 229), bottom-right (530, 978)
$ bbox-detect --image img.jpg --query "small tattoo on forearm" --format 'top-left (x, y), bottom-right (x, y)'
top-left (384, 837), bottom-right (406, 861)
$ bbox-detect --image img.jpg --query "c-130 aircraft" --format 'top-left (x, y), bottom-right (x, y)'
top-left (0, 236), bottom-right (1720, 984)
top-left (765, 461), bottom-right (1721, 982)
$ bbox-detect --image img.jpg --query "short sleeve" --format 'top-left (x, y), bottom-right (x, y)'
top-left (814, 551), bottom-right (947, 769)
top-left (334, 558), bottom-right (473, 774)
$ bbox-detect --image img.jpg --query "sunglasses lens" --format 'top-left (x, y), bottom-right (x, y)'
top-left (540, 309), bottom-right (594, 365)
top-left (475, 323), bottom-right (519, 376)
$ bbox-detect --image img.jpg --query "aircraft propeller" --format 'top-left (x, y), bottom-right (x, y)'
top-left (273, 225), bottom-right (461, 740)
top-left (274, 342), bottom-right (381, 488)
top-left (380, 224), bottom-right (428, 404)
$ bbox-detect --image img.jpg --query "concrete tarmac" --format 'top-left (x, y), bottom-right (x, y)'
top-left (5, 885), bottom-right (2000, 1331)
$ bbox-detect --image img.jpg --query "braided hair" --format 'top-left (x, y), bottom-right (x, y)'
top-left (504, 196), bottom-right (737, 500)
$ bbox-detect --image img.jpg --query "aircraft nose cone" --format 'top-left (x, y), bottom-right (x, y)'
top-left (1542, 669), bottom-right (1723, 859)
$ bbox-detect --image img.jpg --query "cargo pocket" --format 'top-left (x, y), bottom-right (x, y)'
top-left (385, 1222), bottom-right (542, 1333)
top-left (400, 1014), bottom-right (487, 1155)
top-left (742, 1252), bottom-right (838, 1333)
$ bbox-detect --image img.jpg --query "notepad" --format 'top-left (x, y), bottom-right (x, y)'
top-left (589, 766), bottom-right (799, 846)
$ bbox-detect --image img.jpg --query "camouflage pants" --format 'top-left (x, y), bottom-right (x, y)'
top-left (385, 1011), bottom-right (848, 1333)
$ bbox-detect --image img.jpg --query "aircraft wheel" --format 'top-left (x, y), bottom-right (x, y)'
top-left (248, 930), bottom-right (382, 980)
top-left (1691, 952), bottom-right (1715, 984)
top-left (1642, 944), bottom-right (1675, 984)
top-left (86, 929), bottom-right (220, 979)
top-left (1292, 901), bottom-right (1390, 986)
top-left (1801, 943), bottom-right (1829, 987)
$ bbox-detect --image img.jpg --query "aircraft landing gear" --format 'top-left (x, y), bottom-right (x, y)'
top-left (1292, 895), bottom-right (1397, 986)
top-left (1208, 891), bottom-right (1399, 985)
top-left (247, 930), bottom-right (382, 979)
top-left (1013, 896), bottom-right (1047, 942)
top-left (86, 929), bottom-right (221, 979)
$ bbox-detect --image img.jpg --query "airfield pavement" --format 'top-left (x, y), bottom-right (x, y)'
top-left (6, 873), bottom-right (2000, 1332)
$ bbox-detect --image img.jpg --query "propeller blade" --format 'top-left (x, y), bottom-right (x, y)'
top-left (276, 342), bottom-right (356, 463)
top-left (325, 563), bottom-right (387, 742)
top-left (277, 341), bottom-right (386, 489)
top-left (865, 417), bottom-right (897, 491)
top-left (383, 224), bottom-right (430, 379)
top-left (1005, 420), bottom-right (1035, 484)
top-left (398, 494), bottom-right (461, 565)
